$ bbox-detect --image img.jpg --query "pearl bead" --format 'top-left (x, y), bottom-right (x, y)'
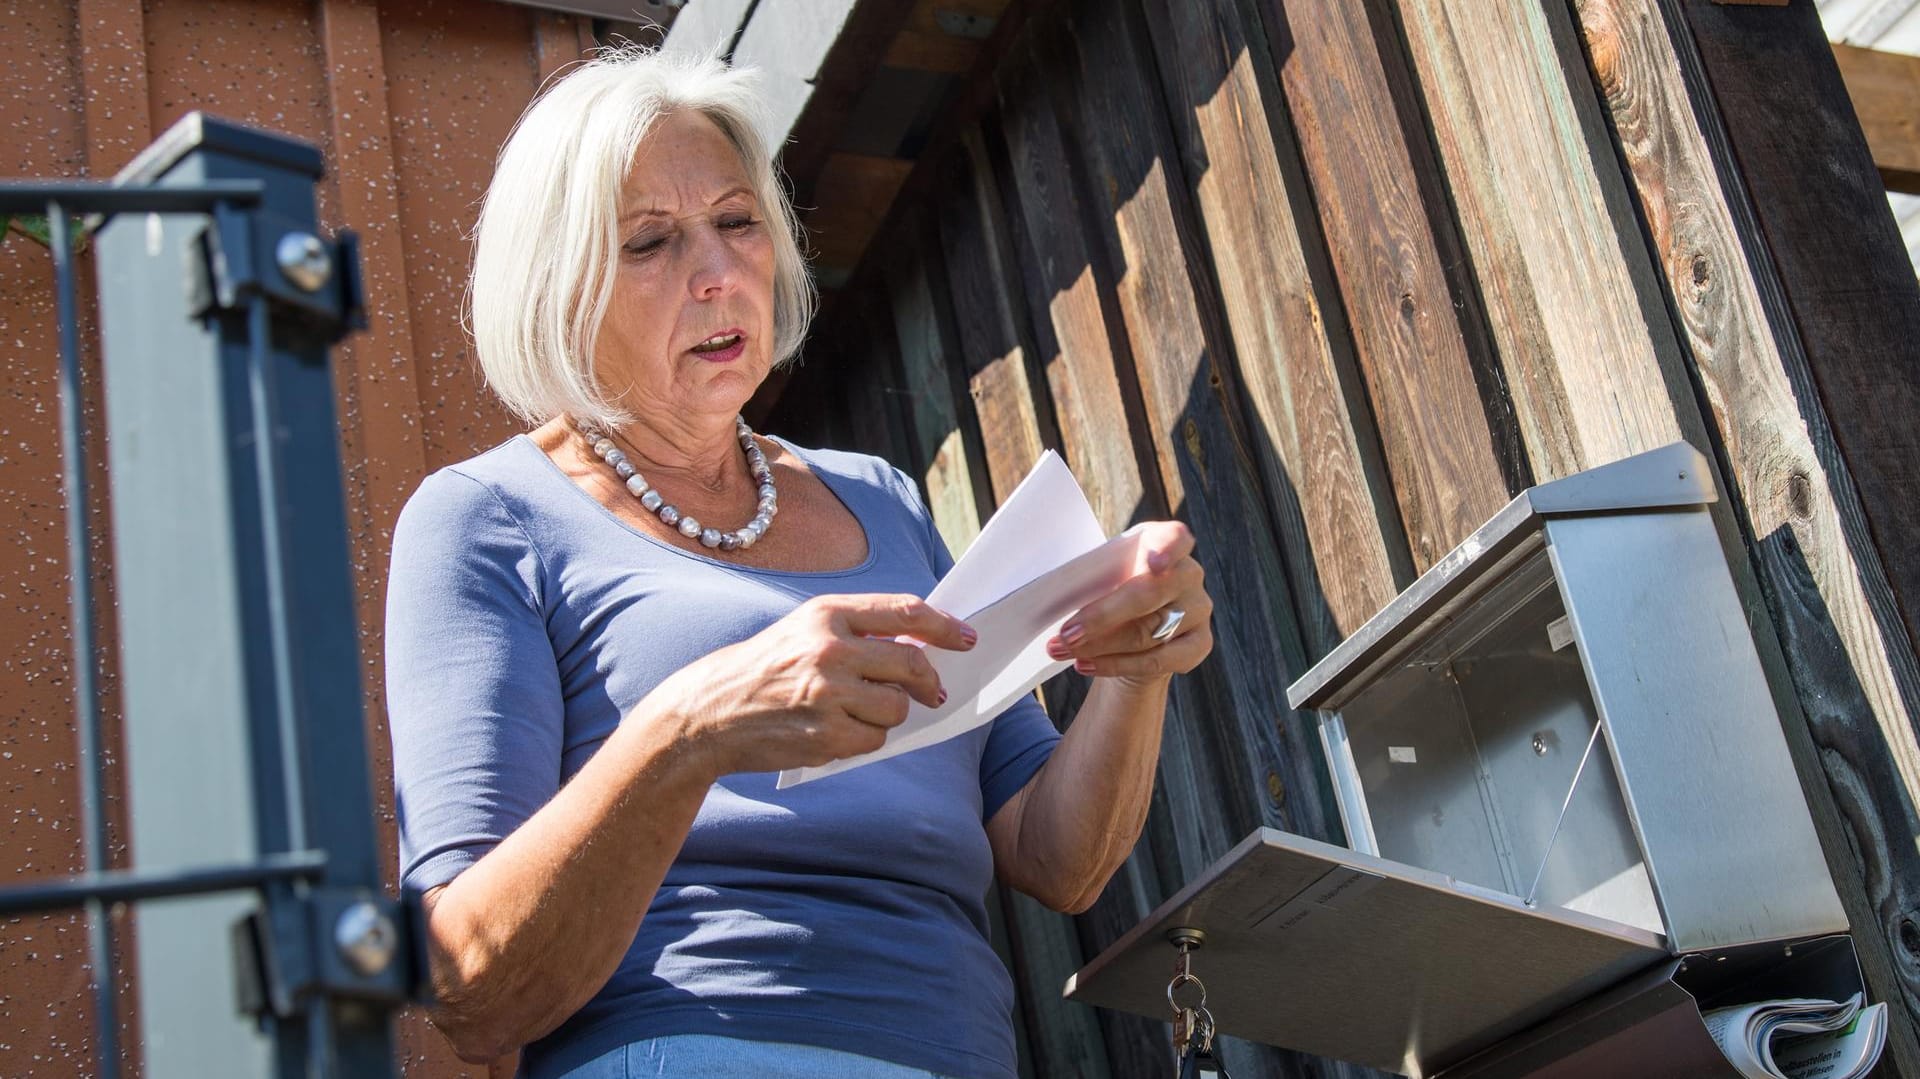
top-left (573, 413), bottom-right (774, 555)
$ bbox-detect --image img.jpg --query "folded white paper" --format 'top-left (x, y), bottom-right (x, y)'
top-left (1703, 991), bottom-right (1889, 1079)
top-left (777, 451), bottom-right (1139, 788)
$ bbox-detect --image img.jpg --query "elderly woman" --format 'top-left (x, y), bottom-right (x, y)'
top-left (385, 47), bottom-right (1213, 1079)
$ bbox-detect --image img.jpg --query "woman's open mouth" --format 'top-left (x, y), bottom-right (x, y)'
top-left (690, 331), bottom-right (746, 363)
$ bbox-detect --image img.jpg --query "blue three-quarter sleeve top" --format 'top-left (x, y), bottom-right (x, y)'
top-left (384, 433), bottom-right (1061, 1079)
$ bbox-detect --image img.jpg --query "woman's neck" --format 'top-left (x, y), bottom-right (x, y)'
top-left (602, 412), bottom-right (751, 495)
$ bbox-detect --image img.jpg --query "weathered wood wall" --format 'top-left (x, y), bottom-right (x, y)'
top-left (775, 0), bottom-right (1920, 1075)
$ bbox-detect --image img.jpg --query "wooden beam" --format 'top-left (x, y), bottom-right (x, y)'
top-left (738, 0), bottom-right (920, 208)
top-left (1574, 0), bottom-right (1920, 1065)
top-left (1833, 43), bottom-right (1920, 195)
top-left (661, 0), bottom-right (755, 58)
top-left (799, 152), bottom-right (914, 288)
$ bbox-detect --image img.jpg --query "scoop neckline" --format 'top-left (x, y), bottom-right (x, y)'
top-left (512, 432), bottom-right (881, 579)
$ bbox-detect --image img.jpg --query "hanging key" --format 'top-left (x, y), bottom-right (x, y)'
top-left (1176, 1038), bottom-right (1229, 1079)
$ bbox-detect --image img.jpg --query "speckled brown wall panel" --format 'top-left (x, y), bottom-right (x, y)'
top-left (379, 0), bottom-right (539, 473)
top-left (145, 0), bottom-right (336, 216)
top-left (0, 0), bottom-right (590, 1073)
top-left (0, 1), bottom-right (143, 1074)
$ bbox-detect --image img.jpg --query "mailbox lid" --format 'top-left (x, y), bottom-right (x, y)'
top-left (1064, 829), bottom-right (1669, 1077)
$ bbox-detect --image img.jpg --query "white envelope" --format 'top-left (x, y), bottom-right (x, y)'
top-left (777, 451), bottom-right (1140, 788)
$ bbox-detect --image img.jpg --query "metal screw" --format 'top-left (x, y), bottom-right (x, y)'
top-left (1167, 927), bottom-right (1207, 951)
top-left (275, 231), bottom-right (331, 292)
top-left (1532, 732), bottom-right (1549, 756)
top-left (334, 900), bottom-right (397, 977)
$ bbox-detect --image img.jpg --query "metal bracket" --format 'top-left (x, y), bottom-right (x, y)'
top-left (185, 204), bottom-right (365, 347)
top-left (232, 886), bottom-right (429, 1022)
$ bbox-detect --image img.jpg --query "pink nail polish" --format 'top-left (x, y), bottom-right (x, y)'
top-left (1062, 623), bottom-right (1085, 644)
top-left (937, 688), bottom-right (948, 706)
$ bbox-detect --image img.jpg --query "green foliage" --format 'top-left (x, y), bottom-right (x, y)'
top-left (4, 212), bottom-right (91, 254)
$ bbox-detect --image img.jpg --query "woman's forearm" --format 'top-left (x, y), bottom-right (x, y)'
top-left (422, 707), bottom-right (713, 1062)
top-left (996, 674), bottom-right (1170, 913)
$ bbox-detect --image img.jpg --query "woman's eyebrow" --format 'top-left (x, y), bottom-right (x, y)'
top-left (619, 186), bottom-right (758, 228)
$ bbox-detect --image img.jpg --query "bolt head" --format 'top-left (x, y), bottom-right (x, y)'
top-left (276, 231), bottom-right (332, 292)
top-left (334, 900), bottom-right (397, 977)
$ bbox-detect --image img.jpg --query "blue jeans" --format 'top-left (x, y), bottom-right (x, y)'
top-left (550, 1034), bottom-right (953, 1079)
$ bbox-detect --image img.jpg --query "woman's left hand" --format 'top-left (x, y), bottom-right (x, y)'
top-left (1044, 520), bottom-right (1214, 685)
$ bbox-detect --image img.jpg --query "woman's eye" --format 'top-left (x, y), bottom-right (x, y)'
top-left (625, 234), bottom-right (667, 256)
top-left (721, 217), bottom-right (758, 233)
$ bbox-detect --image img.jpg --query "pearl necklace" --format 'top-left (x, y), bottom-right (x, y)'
top-left (572, 415), bottom-right (776, 552)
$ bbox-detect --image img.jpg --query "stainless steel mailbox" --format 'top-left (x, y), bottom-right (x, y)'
top-left (1065, 443), bottom-right (1861, 1077)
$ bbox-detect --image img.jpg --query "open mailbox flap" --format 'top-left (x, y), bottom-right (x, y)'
top-left (1064, 828), bottom-right (1669, 1077)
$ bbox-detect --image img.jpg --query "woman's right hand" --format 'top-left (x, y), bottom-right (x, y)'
top-left (639, 593), bottom-right (978, 779)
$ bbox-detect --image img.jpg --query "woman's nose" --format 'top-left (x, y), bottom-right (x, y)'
top-left (686, 225), bottom-right (739, 298)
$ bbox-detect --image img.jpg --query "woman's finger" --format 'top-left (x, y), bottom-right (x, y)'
top-left (1070, 626), bottom-right (1213, 679)
top-left (1071, 587), bottom-right (1213, 660)
top-left (1049, 559), bottom-right (1203, 657)
top-left (838, 678), bottom-right (914, 733)
top-left (1130, 519), bottom-right (1196, 573)
top-left (829, 593), bottom-right (977, 652)
top-left (846, 636), bottom-right (944, 708)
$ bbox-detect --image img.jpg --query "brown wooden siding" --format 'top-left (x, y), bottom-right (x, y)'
top-left (778, 0), bottom-right (1920, 1075)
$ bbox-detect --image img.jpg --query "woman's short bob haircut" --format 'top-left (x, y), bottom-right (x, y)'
top-left (469, 46), bottom-right (814, 430)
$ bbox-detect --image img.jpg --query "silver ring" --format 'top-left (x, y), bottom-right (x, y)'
top-left (1150, 606), bottom-right (1185, 642)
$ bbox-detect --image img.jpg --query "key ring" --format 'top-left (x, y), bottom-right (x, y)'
top-left (1167, 971), bottom-right (1208, 1013)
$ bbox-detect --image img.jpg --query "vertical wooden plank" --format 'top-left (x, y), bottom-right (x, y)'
top-left (1052, 0), bottom-right (1339, 842)
top-left (880, 218), bottom-right (990, 554)
top-left (933, 125), bottom-right (1057, 503)
top-left (1040, 21), bottom-right (1362, 1074)
top-left (991, 36), bottom-right (1155, 537)
top-left (1249, 0), bottom-right (1513, 567)
top-left (1574, 0), bottom-right (1920, 1064)
top-left (1136, 0), bottom-right (1406, 653)
top-left (1389, 0), bottom-right (1687, 478)
top-left (1676, 0), bottom-right (1920, 677)
top-left (841, 287), bottom-right (917, 466)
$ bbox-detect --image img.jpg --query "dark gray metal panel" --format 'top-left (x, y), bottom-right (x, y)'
top-left (1064, 828), bottom-right (1666, 1077)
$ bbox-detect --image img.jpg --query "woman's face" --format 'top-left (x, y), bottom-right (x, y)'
top-left (596, 110), bottom-right (778, 429)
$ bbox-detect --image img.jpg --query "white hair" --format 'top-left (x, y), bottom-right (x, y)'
top-left (468, 46), bottom-right (815, 429)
